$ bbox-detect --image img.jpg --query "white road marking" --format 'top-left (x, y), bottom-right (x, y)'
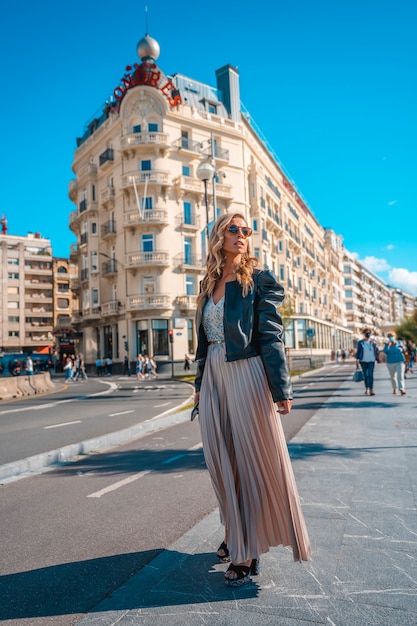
top-left (87, 442), bottom-right (203, 497)
top-left (87, 470), bottom-right (151, 498)
top-left (44, 420), bottom-right (82, 429)
top-left (108, 410), bottom-right (135, 417)
top-left (154, 402), bottom-right (170, 408)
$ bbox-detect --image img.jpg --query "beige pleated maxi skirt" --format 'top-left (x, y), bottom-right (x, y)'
top-left (199, 343), bottom-right (311, 563)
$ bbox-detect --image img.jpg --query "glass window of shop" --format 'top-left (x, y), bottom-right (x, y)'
top-left (136, 320), bottom-right (149, 356)
top-left (296, 319), bottom-right (307, 348)
top-left (103, 325), bottom-right (113, 358)
top-left (152, 319), bottom-right (168, 356)
top-left (284, 319), bottom-right (295, 348)
top-left (187, 319), bottom-right (194, 354)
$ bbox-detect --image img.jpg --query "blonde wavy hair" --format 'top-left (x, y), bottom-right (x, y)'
top-left (197, 212), bottom-right (258, 310)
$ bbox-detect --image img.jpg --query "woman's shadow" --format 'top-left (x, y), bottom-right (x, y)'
top-left (0, 549), bottom-right (259, 621)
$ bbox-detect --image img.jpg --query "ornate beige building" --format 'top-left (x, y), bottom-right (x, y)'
top-left (69, 33), bottom-right (353, 368)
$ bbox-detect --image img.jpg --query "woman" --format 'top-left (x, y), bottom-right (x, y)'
top-left (194, 213), bottom-right (311, 587)
top-left (355, 328), bottom-right (379, 395)
top-left (383, 332), bottom-right (406, 395)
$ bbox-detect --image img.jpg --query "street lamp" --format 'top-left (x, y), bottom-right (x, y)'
top-left (196, 158), bottom-right (216, 242)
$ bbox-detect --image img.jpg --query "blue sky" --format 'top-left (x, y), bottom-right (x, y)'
top-left (2, 0), bottom-right (416, 294)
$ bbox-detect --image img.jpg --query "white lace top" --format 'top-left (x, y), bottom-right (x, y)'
top-left (203, 296), bottom-right (225, 342)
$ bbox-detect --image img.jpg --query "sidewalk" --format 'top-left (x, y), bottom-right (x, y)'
top-left (75, 364), bottom-right (417, 626)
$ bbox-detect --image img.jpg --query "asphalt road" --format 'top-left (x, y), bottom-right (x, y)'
top-left (0, 375), bottom-right (194, 466)
top-left (0, 363), bottom-right (355, 626)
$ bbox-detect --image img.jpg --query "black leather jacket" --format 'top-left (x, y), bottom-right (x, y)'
top-left (195, 269), bottom-right (293, 402)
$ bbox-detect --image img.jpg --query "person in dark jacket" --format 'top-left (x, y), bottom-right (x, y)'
top-left (355, 328), bottom-right (379, 395)
top-left (193, 213), bottom-right (311, 588)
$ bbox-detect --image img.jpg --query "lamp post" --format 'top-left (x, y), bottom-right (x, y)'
top-left (196, 158), bottom-right (216, 242)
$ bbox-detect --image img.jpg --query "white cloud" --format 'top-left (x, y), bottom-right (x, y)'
top-left (388, 268), bottom-right (417, 296)
top-left (386, 244), bottom-right (395, 251)
top-left (361, 256), bottom-right (391, 273)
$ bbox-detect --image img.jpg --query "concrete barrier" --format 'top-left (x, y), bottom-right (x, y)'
top-left (0, 372), bottom-right (54, 400)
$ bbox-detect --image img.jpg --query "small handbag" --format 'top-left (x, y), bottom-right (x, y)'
top-left (353, 367), bottom-right (364, 382)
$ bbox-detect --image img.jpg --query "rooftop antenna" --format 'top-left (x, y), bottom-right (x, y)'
top-left (145, 5), bottom-right (149, 33)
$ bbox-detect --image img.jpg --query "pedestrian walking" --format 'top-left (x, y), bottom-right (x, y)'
top-left (193, 212), bottom-right (311, 587)
top-left (123, 355), bottom-right (131, 376)
top-left (383, 332), bottom-right (407, 395)
top-left (355, 328), bottom-right (379, 395)
top-left (184, 354), bottom-right (191, 371)
top-left (95, 357), bottom-right (102, 376)
top-left (135, 354), bottom-right (144, 380)
top-left (25, 355), bottom-right (34, 376)
top-left (106, 357), bottom-right (113, 376)
top-left (64, 357), bottom-right (75, 382)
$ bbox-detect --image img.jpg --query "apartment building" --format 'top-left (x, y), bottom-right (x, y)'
top-left (0, 232), bottom-right (54, 353)
top-left (390, 287), bottom-right (417, 325)
top-left (52, 257), bottom-right (79, 364)
top-left (68, 33), bottom-right (352, 367)
top-left (343, 250), bottom-right (392, 343)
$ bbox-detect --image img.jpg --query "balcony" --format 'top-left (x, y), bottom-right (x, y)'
top-left (172, 137), bottom-right (204, 155)
top-left (70, 243), bottom-right (80, 260)
top-left (177, 294), bottom-right (198, 312)
top-left (101, 300), bottom-right (121, 316)
top-left (102, 260), bottom-right (118, 276)
top-left (174, 253), bottom-right (203, 272)
top-left (126, 293), bottom-right (173, 311)
top-left (123, 209), bottom-right (169, 230)
top-left (101, 220), bottom-right (116, 238)
top-left (121, 170), bottom-right (170, 190)
top-left (80, 232), bottom-right (88, 246)
top-left (99, 148), bottom-right (114, 168)
top-left (101, 185), bottom-right (116, 208)
top-left (173, 175), bottom-right (203, 199)
top-left (175, 211), bottom-right (201, 231)
top-left (201, 144), bottom-right (230, 164)
top-left (81, 306), bottom-right (102, 320)
top-left (120, 132), bottom-right (170, 156)
top-left (69, 179), bottom-right (77, 201)
top-left (24, 293), bottom-right (53, 303)
top-left (125, 251), bottom-right (170, 269)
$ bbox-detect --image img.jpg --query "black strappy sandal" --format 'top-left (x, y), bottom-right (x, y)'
top-left (224, 563), bottom-right (251, 587)
top-left (250, 557), bottom-right (260, 575)
top-left (216, 541), bottom-right (231, 562)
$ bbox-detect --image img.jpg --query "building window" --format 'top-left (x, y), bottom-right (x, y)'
top-left (91, 222), bottom-right (97, 235)
top-left (141, 234), bottom-right (154, 252)
top-left (57, 266), bottom-right (68, 273)
top-left (152, 318), bottom-right (168, 356)
top-left (57, 298), bottom-right (70, 309)
top-left (8, 273), bottom-right (19, 279)
top-left (183, 201), bottom-right (192, 224)
top-left (182, 165), bottom-right (191, 177)
top-left (8, 301), bottom-right (19, 309)
top-left (208, 103), bottom-right (217, 114)
top-left (92, 288), bottom-right (99, 305)
top-left (186, 275), bottom-right (196, 295)
top-left (8, 316), bottom-right (19, 323)
top-left (279, 265), bottom-right (285, 281)
top-left (143, 197), bottom-right (153, 209)
top-left (133, 124), bottom-right (141, 133)
top-left (91, 251), bottom-right (98, 272)
top-left (148, 123), bottom-right (158, 132)
top-left (141, 160), bottom-right (152, 171)
top-left (181, 130), bottom-right (189, 149)
top-left (8, 330), bottom-right (19, 337)
top-left (253, 219), bottom-right (258, 232)
top-left (143, 276), bottom-right (155, 294)
top-left (184, 237), bottom-right (192, 264)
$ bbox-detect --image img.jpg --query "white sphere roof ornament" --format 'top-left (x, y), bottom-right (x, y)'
top-left (136, 34), bottom-right (160, 62)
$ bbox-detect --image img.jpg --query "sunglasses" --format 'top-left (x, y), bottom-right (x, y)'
top-left (225, 224), bottom-right (252, 238)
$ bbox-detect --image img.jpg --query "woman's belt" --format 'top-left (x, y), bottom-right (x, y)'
top-left (208, 340), bottom-right (225, 345)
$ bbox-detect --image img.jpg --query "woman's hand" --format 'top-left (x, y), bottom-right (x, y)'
top-left (276, 400), bottom-right (292, 415)
top-left (194, 391), bottom-right (200, 407)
